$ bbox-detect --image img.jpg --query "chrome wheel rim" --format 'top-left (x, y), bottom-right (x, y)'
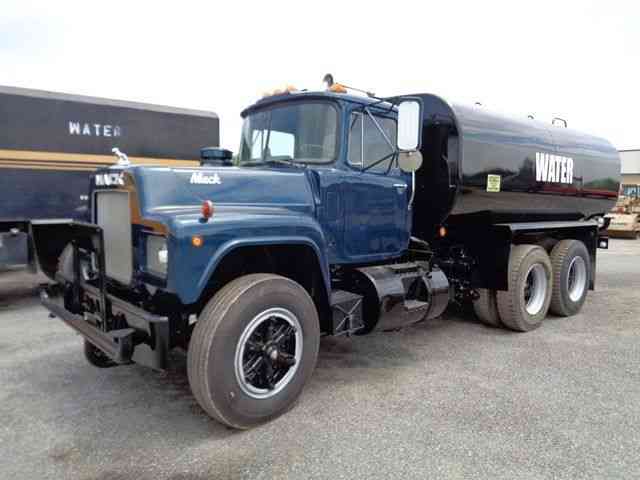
top-left (567, 256), bottom-right (587, 302)
top-left (523, 263), bottom-right (547, 315)
top-left (235, 307), bottom-right (302, 399)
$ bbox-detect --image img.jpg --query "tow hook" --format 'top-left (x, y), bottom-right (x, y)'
top-left (39, 289), bottom-right (57, 318)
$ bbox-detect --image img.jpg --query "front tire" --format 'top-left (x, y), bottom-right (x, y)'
top-left (84, 340), bottom-right (116, 368)
top-left (497, 245), bottom-right (552, 332)
top-left (549, 240), bottom-right (590, 317)
top-left (187, 274), bottom-right (320, 429)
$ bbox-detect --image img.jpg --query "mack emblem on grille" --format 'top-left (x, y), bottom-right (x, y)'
top-left (95, 172), bottom-right (125, 186)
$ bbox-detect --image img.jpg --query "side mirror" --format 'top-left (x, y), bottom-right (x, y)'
top-left (397, 99), bottom-right (423, 152)
top-left (398, 151), bottom-right (423, 173)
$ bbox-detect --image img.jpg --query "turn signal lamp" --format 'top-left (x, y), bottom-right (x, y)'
top-left (201, 200), bottom-right (214, 220)
top-left (192, 235), bottom-right (204, 248)
top-left (439, 226), bottom-right (447, 238)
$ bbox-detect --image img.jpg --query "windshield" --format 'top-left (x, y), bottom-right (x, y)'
top-left (239, 102), bottom-right (338, 165)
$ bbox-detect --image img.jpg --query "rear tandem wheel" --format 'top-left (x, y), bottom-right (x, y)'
top-left (549, 239), bottom-right (591, 317)
top-left (497, 245), bottom-right (553, 332)
top-left (473, 289), bottom-right (502, 327)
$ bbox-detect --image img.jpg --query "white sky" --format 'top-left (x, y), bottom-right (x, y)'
top-left (1, 0), bottom-right (639, 151)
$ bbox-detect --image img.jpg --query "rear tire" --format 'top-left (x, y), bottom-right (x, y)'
top-left (473, 289), bottom-right (501, 327)
top-left (84, 340), bottom-right (116, 368)
top-left (549, 239), bottom-right (590, 317)
top-left (187, 274), bottom-right (320, 429)
top-left (497, 245), bottom-right (552, 332)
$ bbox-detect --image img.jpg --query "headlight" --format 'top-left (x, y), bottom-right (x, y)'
top-left (146, 235), bottom-right (168, 276)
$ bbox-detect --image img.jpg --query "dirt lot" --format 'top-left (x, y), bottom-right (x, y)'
top-left (1, 240), bottom-right (639, 479)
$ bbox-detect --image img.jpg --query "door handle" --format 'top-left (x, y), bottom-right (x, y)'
top-left (393, 183), bottom-right (408, 191)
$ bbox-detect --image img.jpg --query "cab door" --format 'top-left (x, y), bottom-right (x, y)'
top-left (342, 110), bottom-right (410, 261)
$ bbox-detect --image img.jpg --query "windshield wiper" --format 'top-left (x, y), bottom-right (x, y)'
top-left (242, 159), bottom-right (304, 168)
top-left (265, 158), bottom-right (304, 168)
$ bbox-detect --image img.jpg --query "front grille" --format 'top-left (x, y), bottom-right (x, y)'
top-left (96, 191), bottom-right (133, 284)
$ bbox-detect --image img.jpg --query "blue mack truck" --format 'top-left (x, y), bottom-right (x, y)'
top-left (34, 78), bottom-right (620, 429)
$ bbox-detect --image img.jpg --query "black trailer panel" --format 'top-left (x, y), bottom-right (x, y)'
top-left (0, 86), bottom-right (219, 269)
top-left (0, 85), bottom-right (218, 158)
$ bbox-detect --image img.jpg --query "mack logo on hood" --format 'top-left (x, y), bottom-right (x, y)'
top-left (535, 152), bottom-right (574, 184)
top-left (190, 172), bottom-right (222, 185)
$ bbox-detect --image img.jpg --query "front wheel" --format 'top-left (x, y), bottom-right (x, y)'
top-left (84, 340), bottom-right (116, 368)
top-left (187, 274), bottom-right (320, 429)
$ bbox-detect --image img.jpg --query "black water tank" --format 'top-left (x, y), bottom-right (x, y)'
top-left (410, 93), bottom-right (620, 238)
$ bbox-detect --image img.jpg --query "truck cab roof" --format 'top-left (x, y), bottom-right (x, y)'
top-left (241, 90), bottom-right (395, 117)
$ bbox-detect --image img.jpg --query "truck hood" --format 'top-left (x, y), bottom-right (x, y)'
top-left (127, 165), bottom-right (317, 221)
top-left (101, 165), bottom-right (328, 305)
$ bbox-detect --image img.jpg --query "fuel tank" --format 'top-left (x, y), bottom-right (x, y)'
top-left (410, 94), bottom-right (621, 239)
top-left (344, 263), bottom-right (450, 333)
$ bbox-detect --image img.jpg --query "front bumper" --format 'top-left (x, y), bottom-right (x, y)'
top-left (39, 221), bottom-right (170, 370)
top-left (42, 290), bottom-right (135, 363)
top-left (41, 285), bottom-right (170, 369)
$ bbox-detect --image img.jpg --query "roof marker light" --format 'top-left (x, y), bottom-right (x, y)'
top-left (261, 85), bottom-right (298, 98)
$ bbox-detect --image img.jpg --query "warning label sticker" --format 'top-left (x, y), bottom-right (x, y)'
top-left (486, 174), bottom-right (501, 193)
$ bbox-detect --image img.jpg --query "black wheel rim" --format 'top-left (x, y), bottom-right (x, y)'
top-left (235, 308), bottom-right (302, 399)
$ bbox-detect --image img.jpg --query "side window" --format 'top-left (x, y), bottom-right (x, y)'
top-left (348, 112), bottom-right (397, 172)
top-left (348, 113), bottom-right (363, 166)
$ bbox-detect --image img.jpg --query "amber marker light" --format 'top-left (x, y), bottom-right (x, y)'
top-left (329, 83), bottom-right (347, 93)
top-left (192, 236), bottom-right (204, 248)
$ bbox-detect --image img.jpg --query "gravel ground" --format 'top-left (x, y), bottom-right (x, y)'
top-left (1, 240), bottom-right (639, 480)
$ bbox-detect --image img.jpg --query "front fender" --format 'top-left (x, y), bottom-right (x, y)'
top-left (167, 212), bottom-right (330, 305)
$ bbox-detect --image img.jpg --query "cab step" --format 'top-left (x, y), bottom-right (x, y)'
top-left (330, 290), bottom-right (364, 336)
